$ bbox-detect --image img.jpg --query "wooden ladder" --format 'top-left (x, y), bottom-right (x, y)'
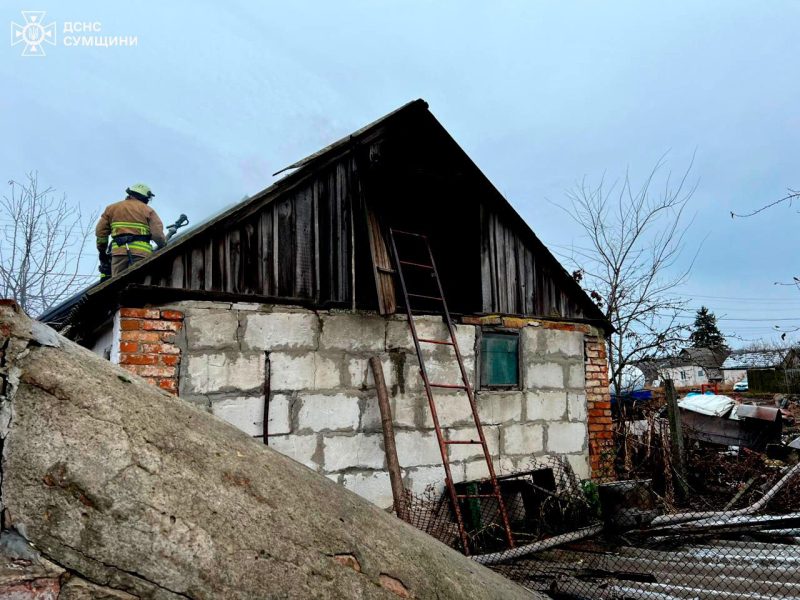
top-left (388, 228), bottom-right (515, 555)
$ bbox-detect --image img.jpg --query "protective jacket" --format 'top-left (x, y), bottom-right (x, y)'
top-left (96, 197), bottom-right (166, 258)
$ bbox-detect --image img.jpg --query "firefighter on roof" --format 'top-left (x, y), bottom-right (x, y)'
top-left (96, 183), bottom-right (166, 278)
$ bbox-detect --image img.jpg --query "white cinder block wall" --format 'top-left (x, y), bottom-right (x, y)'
top-left (166, 301), bottom-right (590, 509)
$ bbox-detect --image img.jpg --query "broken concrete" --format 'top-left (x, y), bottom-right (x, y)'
top-left (0, 304), bottom-right (536, 599)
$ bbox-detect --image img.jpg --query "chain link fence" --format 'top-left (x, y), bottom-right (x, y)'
top-left (398, 412), bottom-right (800, 598)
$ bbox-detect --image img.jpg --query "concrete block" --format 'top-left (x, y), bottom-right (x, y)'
top-left (395, 430), bottom-right (441, 467)
top-left (445, 426), bottom-right (499, 462)
top-left (342, 471), bottom-right (394, 509)
top-left (269, 353), bottom-right (341, 391)
top-left (323, 434), bottom-right (384, 472)
top-left (423, 354), bottom-right (476, 388)
top-left (543, 329), bottom-right (584, 358)
top-left (267, 393), bottom-right (292, 436)
top-left (462, 456), bottom-right (512, 481)
top-left (268, 434), bottom-right (320, 471)
top-left (185, 311), bottom-right (239, 350)
top-left (320, 314), bottom-right (385, 352)
top-left (524, 361), bottom-right (564, 390)
top-left (525, 390), bottom-right (568, 421)
top-left (391, 394), bottom-right (420, 428)
top-left (243, 312), bottom-right (319, 351)
top-left (405, 464), bottom-right (449, 496)
top-left (385, 318), bottom-right (475, 356)
top-left (186, 353), bottom-right (265, 394)
top-left (360, 396), bottom-right (381, 432)
top-left (312, 354), bottom-right (342, 389)
top-left (296, 393), bottom-right (360, 432)
top-left (566, 454), bottom-right (591, 480)
top-left (521, 327), bottom-right (544, 354)
top-left (477, 392), bottom-right (523, 425)
top-left (546, 422), bottom-right (587, 454)
top-left (231, 302), bottom-right (263, 311)
top-left (567, 362), bottom-right (585, 389)
top-left (502, 423), bottom-right (544, 455)
top-left (421, 393), bottom-right (474, 429)
top-left (348, 355), bottom-right (396, 390)
top-left (567, 392), bottom-right (587, 422)
top-left (211, 396), bottom-right (264, 436)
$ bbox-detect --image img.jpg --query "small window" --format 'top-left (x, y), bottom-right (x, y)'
top-left (680, 370), bottom-right (687, 380)
top-left (480, 331), bottom-right (520, 389)
top-left (698, 369), bottom-right (705, 377)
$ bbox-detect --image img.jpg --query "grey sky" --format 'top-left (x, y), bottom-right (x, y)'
top-left (3, 1), bottom-right (799, 346)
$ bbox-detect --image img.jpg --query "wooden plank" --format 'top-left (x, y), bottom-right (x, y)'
top-left (170, 254), bottom-right (185, 288)
top-left (293, 186), bottom-right (315, 298)
top-left (226, 228), bottom-right (241, 294)
top-left (363, 200), bottom-right (396, 315)
top-left (276, 197), bottom-right (294, 297)
top-left (260, 209), bottom-right (274, 296)
top-left (190, 245), bottom-right (204, 290)
top-left (204, 239), bottom-right (214, 291)
top-left (241, 219), bottom-right (259, 295)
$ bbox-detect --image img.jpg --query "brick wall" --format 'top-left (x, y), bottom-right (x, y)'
top-left (585, 334), bottom-right (614, 480)
top-left (117, 308), bottom-right (184, 394)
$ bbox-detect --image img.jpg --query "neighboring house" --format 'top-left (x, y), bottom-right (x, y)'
top-left (40, 100), bottom-right (613, 509)
top-left (637, 347), bottom-right (727, 389)
top-left (722, 347), bottom-right (800, 388)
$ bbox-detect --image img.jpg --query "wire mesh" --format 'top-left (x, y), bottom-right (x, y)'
top-left (398, 420), bottom-right (800, 599)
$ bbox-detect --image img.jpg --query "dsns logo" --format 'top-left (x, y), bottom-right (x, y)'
top-left (11, 11), bottom-right (56, 56)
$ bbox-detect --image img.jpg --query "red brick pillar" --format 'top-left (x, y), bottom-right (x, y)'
top-left (117, 308), bottom-right (184, 394)
top-left (585, 334), bottom-right (614, 480)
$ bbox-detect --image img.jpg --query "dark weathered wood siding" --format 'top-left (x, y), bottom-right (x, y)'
top-left (137, 157), bottom-right (356, 306)
top-left (480, 207), bottom-right (588, 318)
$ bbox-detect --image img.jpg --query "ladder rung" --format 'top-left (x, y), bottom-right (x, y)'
top-left (457, 494), bottom-right (500, 500)
top-left (392, 229), bottom-right (427, 239)
top-left (444, 440), bottom-right (482, 445)
top-left (418, 338), bottom-right (454, 346)
top-left (429, 383), bottom-right (467, 389)
top-left (376, 266), bottom-right (396, 274)
top-left (407, 292), bottom-right (443, 301)
top-left (399, 260), bottom-right (434, 270)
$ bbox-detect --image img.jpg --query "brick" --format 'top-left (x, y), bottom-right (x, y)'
top-left (158, 379), bottom-right (177, 393)
top-left (119, 354), bottom-right (157, 366)
top-left (119, 307), bottom-right (160, 319)
top-left (120, 331), bottom-right (160, 342)
top-left (120, 319), bottom-right (141, 331)
top-left (160, 309), bottom-right (184, 321)
top-left (125, 364), bottom-right (176, 378)
top-left (160, 332), bottom-right (177, 343)
top-left (160, 354), bottom-right (180, 367)
top-left (142, 319), bottom-right (182, 332)
top-left (119, 341), bottom-right (139, 353)
top-left (141, 343), bottom-right (180, 355)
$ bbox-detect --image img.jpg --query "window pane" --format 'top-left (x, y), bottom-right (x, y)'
top-left (480, 333), bottom-right (519, 387)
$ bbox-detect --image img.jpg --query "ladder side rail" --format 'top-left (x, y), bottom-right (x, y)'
top-left (425, 241), bottom-right (516, 549)
top-left (388, 228), bottom-right (471, 553)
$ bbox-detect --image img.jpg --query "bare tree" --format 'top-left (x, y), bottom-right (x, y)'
top-left (558, 157), bottom-right (699, 394)
top-left (0, 172), bottom-right (96, 317)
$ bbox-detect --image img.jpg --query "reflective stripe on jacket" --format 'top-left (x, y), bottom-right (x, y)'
top-left (95, 198), bottom-right (166, 258)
